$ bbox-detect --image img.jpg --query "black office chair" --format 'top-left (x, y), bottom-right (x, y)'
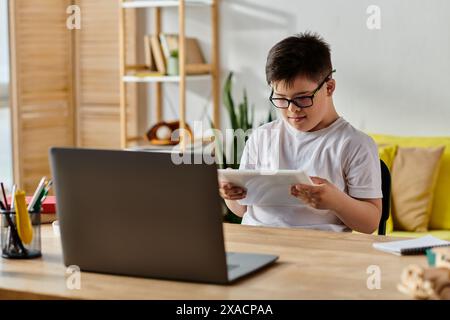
top-left (378, 159), bottom-right (391, 235)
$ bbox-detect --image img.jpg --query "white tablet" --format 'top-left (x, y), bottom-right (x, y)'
top-left (217, 169), bottom-right (315, 206)
top-left (218, 169), bottom-right (314, 187)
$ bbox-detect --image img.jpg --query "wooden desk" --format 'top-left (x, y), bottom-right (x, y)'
top-left (0, 224), bottom-right (424, 300)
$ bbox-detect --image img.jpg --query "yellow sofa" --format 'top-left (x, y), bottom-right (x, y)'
top-left (370, 134), bottom-right (450, 240)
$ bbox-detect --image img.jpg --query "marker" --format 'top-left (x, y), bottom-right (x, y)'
top-left (28, 177), bottom-right (47, 212)
top-left (41, 180), bottom-right (53, 202)
top-left (33, 180), bottom-right (53, 213)
top-left (15, 189), bottom-right (33, 245)
top-left (42, 180), bottom-right (53, 202)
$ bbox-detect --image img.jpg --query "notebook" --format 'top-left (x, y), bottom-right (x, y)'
top-left (373, 235), bottom-right (450, 256)
top-left (7, 195), bottom-right (56, 213)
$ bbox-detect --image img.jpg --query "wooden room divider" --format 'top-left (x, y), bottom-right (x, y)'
top-left (8, 0), bottom-right (137, 192)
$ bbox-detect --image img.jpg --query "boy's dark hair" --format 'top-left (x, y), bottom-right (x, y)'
top-left (266, 32), bottom-right (333, 88)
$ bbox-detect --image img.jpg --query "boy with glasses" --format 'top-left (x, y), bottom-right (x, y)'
top-left (219, 32), bottom-right (382, 233)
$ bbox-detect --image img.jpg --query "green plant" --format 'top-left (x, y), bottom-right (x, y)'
top-left (170, 49), bottom-right (179, 58)
top-left (220, 72), bottom-right (255, 170)
top-left (213, 72), bottom-right (275, 223)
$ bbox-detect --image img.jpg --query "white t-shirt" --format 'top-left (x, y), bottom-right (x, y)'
top-left (239, 117), bottom-right (382, 232)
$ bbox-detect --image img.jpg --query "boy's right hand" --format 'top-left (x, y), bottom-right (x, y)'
top-left (218, 182), bottom-right (247, 201)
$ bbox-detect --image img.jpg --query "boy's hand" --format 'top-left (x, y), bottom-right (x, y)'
top-left (290, 177), bottom-right (343, 210)
top-left (219, 182), bottom-right (247, 201)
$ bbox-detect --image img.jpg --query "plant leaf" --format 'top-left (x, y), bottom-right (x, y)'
top-left (223, 72), bottom-right (238, 130)
top-left (232, 136), bottom-right (239, 169)
top-left (243, 89), bottom-right (249, 130)
top-left (238, 102), bottom-right (245, 129)
top-left (250, 104), bottom-right (255, 129)
top-left (209, 117), bottom-right (226, 169)
top-left (268, 108), bottom-right (273, 123)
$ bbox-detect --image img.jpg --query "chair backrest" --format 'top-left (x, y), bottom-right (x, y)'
top-left (378, 159), bottom-right (391, 235)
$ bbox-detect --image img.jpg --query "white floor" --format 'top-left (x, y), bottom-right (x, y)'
top-left (0, 105), bottom-right (13, 188)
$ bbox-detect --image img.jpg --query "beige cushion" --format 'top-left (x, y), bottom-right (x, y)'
top-left (392, 147), bottom-right (445, 232)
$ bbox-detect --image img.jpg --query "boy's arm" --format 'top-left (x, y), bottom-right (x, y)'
top-left (292, 177), bottom-right (382, 234)
top-left (221, 127), bottom-right (256, 218)
top-left (219, 182), bottom-right (247, 217)
top-left (332, 195), bottom-right (382, 234)
top-left (224, 199), bottom-right (247, 217)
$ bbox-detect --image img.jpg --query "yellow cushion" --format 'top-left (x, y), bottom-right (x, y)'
top-left (391, 147), bottom-right (444, 232)
top-left (377, 144), bottom-right (397, 233)
top-left (389, 230), bottom-right (450, 241)
top-left (370, 135), bottom-right (450, 230)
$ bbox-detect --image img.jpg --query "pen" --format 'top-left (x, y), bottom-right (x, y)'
top-left (5, 209), bottom-right (27, 254)
top-left (1, 182), bottom-right (9, 210)
top-left (0, 186), bottom-right (27, 254)
top-left (46, 179), bottom-right (53, 191)
top-left (10, 184), bottom-right (17, 211)
top-left (32, 186), bottom-right (46, 213)
top-left (28, 177), bottom-right (47, 212)
top-left (32, 180), bottom-right (52, 213)
top-left (1, 183), bottom-right (13, 252)
top-left (35, 180), bottom-right (53, 211)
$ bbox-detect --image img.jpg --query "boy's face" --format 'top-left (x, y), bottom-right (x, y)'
top-left (271, 74), bottom-right (336, 132)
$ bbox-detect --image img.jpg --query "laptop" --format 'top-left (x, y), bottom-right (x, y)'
top-left (49, 147), bottom-right (278, 284)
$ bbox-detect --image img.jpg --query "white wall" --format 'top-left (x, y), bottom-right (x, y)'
top-left (0, 0), bottom-right (9, 85)
top-left (145, 0), bottom-right (450, 136)
top-left (0, 0), bottom-right (12, 188)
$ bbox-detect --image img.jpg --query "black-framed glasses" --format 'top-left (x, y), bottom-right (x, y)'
top-left (269, 69), bottom-right (336, 109)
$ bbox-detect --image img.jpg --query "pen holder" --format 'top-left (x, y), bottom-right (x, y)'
top-left (1, 208), bottom-right (42, 259)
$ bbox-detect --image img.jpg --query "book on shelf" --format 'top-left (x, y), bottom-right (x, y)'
top-left (128, 70), bottom-right (165, 78)
top-left (149, 34), bottom-right (167, 74)
top-left (144, 33), bottom-right (210, 76)
top-left (160, 33), bottom-right (207, 68)
top-left (144, 35), bottom-right (156, 71)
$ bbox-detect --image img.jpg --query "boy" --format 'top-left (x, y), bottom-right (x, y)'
top-left (219, 32), bottom-right (382, 234)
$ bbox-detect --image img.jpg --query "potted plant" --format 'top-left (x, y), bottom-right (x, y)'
top-left (167, 49), bottom-right (179, 76)
top-left (214, 72), bottom-right (275, 223)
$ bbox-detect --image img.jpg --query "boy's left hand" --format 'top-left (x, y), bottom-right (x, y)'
top-left (290, 177), bottom-right (343, 210)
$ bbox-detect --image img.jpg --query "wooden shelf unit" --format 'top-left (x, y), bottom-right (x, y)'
top-left (122, 74), bottom-right (212, 83)
top-left (119, 0), bottom-right (220, 149)
top-left (122, 0), bottom-right (214, 8)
